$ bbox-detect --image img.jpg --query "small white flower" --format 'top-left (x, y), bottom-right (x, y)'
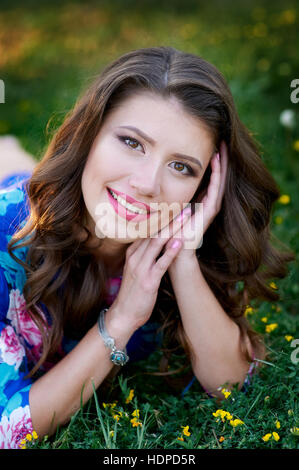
top-left (279, 109), bottom-right (296, 129)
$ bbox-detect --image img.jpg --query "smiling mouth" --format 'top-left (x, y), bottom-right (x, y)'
top-left (107, 188), bottom-right (149, 215)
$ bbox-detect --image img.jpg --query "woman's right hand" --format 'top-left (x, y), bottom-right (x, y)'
top-left (110, 210), bottom-right (191, 331)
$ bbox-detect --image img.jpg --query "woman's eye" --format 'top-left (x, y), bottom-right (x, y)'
top-left (170, 162), bottom-right (194, 176)
top-left (118, 135), bottom-right (143, 152)
top-left (117, 135), bottom-right (195, 176)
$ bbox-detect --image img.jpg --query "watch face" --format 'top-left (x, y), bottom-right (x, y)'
top-left (110, 350), bottom-right (129, 366)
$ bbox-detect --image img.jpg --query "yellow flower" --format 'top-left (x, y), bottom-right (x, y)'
top-left (219, 436), bottom-right (225, 443)
top-left (126, 389), bottom-right (134, 404)
top-left (279, 9), bottom-right (296, 24)
top-left (130, 417), bottom-right (142, 427)
top-left (19, 431), bottom-right (38, 448)
top-left (177, 436), bottom-right (184, 441)
top-left (103, 402), bottom-right (117, 409)
top-left (275, 420), bottom-right (281, 429)
top-left (272, 432), bottom-right (280, 441)
top-left (274, 216), bottom-right (283, 225)
top-left (229, 419), bottom-right (244, 427)
top-left (113, 414), bottom-right (120, 422)
top-left (221, 388), bottom-right (231, 399)
top-left (293, 140), bottom-right (299, 152)
top-left (265, 323), bottom-right (278, 333)
top-left (278, 194), bottom-right (290, 205)
top-left (262, 433), bottom-right (272, 442)
top-left (213, 409), bottom-right (232, 422)
top-left (181, 425), bottom-right (191, 436)
top-left (290, 426), bottom-right (299, 435)
top-left (213, 409), bottom-right (226, 421)
top-left (285, 335), bottom-right (294, 342)
top-left (132, 409), bottom-right (140, 418)
top-left (261, 316), bottom-right (268, 323)
top-left (269, 282), bottom-right (278, 290)
top-left (109, 430), bottom-right (114, 437)
top-left (19, 439), bottom-right (27, 449)
top-left (244, 306), bottom-right (254, 316)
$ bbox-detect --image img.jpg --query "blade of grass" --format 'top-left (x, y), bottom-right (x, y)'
top-left (244, 389), bottom-right (264, 419)
top-left (253, 358), bottom-right (284, 370)
top-left (91, 380), bottom-right (109, 446)
top-left (136, 404), bottom-right (150, 449)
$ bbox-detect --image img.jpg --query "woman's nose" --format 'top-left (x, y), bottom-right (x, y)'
top-left (129, 166), bottom-right (161, 198)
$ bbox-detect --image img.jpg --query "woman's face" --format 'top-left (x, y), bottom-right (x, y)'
top-left (81, 91), bottom-right (215, 255)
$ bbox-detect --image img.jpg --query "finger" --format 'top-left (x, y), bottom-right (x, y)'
top-left (168, 205), bottom-right (192, 238)
top-left (125, 237), bottom-right (148, 259)
top-left (139, 209), bottom-right (189, 271)
top-left (158, 205), bottom-right (192, 241)
top-left (203, 152), bottom-right (222, 212)
top-left (165, 202), bottom-right (204, 250)
top-left (152, 238), bottom-right (183, 276)
top-left (155, 206), bottom-right (192, 256)
top-left (217, 141), bottom-right (228, 204)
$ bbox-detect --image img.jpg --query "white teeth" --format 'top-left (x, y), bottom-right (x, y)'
top-left (109, 189), bottom-right (148, 214)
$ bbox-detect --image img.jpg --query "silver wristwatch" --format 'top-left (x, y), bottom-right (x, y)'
top-left (97, 308), bottom-right (129, 366)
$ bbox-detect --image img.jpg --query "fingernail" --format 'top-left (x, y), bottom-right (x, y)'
top-left (183, 205), bottom-right (192, 214)
top-left (181, 206), bottom-right (192, 217)
top-left (171, 239), bottom-right (181, 249)
top-left (216, 152), bottom-right (220, 161)
top-left (176, 206), bottom-right (191, 222)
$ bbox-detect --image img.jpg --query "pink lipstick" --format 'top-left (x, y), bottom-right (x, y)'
top-left (107, 187), bottom-right (153, 222)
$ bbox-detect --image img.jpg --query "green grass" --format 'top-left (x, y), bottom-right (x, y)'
top-left (25, 324), bottom-right (299, 449)
top-left (0, 0), bottom-right (298, 449)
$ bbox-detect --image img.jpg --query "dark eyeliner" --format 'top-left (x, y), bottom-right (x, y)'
top-left (116, 134), bottom-right (196, 176)
top-left (117, 134), bottom-right (142, 148)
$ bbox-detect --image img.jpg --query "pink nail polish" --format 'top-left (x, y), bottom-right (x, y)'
top-left (181, 206), bottom-right (192, 219)
top-left (171, 239), bottom-right (181, 249)
top-left (216, 152), bottom-right (220, 161)
top-left (176, 206), bottom-right (191, 222)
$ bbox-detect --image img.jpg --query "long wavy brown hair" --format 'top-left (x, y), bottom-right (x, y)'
top-left (8, 46), bottom-right (295, 389)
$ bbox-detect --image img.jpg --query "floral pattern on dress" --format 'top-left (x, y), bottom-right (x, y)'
top-left (6, 289), bottom-right (44, 367)
top-left (0, 325), bottom-right (26, 370)
top-left (0, 403), bottom-right (33, 449)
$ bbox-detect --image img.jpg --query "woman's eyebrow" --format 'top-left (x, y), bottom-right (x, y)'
top-left (117, 125), bottom-right (203, 169)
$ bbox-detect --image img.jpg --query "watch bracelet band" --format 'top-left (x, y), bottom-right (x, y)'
top-left (98, 308), bottom-right (129, 366)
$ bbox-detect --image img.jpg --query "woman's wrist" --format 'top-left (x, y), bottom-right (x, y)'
top-left (168, 250), bottom-right (199, 275)
top-left (102, 305), bottom-right (139, 350)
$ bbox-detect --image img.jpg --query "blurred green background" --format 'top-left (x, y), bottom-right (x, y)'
top-left (0, 0), bottom-right (298, 296)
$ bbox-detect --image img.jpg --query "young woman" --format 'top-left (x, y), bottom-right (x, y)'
top-left (0, 46), bottom-right (294, 448)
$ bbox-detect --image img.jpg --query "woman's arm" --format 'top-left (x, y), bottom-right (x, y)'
top-left (168, 256), bottom-right (254, 397)
top-left (30, 229), bottom-right (184, 439)
top-left (29, 305), bottom-right (137, 439)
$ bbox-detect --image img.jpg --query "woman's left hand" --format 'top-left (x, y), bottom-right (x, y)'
top-left (165, 140), bottom-right (228, 265)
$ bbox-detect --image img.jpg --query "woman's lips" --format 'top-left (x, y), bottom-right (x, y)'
top-left (106, 187), bottom-right (152, 221)
top-left (108, 187), bottom-right (152, 213)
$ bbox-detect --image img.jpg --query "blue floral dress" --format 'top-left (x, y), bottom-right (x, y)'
top-left (0, 172), bottom-right (163, 448)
